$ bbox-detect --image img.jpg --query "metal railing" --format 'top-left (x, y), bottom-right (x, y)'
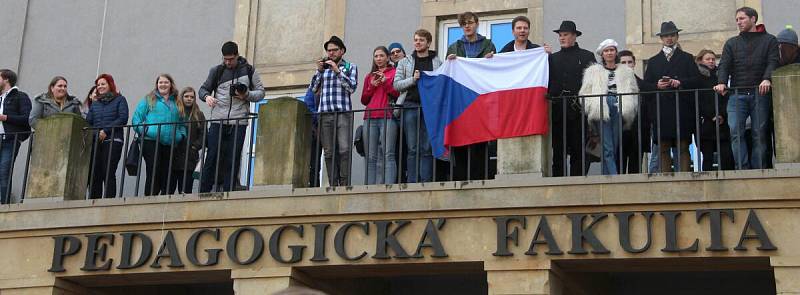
top-left (549, 86), bottom-right (770, 175)
top-left (83, 116), bottom-right (258, 198)
top-left (0, 131), bottom-right (34, 204)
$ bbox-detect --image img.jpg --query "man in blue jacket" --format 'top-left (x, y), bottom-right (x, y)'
top-left (0, 69), bottom-right (31, 204)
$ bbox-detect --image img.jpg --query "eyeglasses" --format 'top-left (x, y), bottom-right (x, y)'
top-left (326, 48), bottom-right (341, 53)
top-left (391, 50), bottom-right (403, 55)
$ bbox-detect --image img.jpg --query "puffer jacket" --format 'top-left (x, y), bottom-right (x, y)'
top-left (86, 92), bottom-right (128, 141)
top-left (131, 93), bottom-right (186, 146)
top-left (393, 51), bottom-right (442, 106)
top-left (718, 24), bottom-right (780, 88)
top-left (29, 93), bottom-right (82, 128)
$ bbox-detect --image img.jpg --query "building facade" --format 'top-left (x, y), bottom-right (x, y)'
top-left (3, 0), bottom-right (800, 294)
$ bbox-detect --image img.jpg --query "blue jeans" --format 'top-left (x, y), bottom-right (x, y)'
top-left (649, 141), bottom-right (680, 173)
top-left (594, 95), bottom-right (621, 175)
top-left (401, 102), bottom-right (432, 183)
top-left (727, 93), bottom-right (771, 169)
top-left (0, 139), bottom-right (21, 204)
top-left (364, 118), bottom-right (398, 184)
top-left (200, 123), bottom-right (248, 192)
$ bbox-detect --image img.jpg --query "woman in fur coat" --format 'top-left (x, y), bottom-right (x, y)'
top-left (579, 39), bottom-right (639, 175)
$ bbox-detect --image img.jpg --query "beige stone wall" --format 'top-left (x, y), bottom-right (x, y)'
top-left (3, 170), bottom-right (800, 293)
top-left (626, 0), bottom-right (763, 74)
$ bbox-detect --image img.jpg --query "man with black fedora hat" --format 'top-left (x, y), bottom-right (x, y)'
top-left (548, 20), bottom-right (596, 176)
top-left (311, 35), bottom-right (359, 186)
top-left (643, 21), bottom-right (702, 172)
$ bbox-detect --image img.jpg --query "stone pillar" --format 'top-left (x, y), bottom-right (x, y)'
top-left (496, 134), bottom-right (549, 178)
top-left (252, 97), bottom-right (312, 188)
top-left (772, 64), bottom-right (800, 168)
top-left (26, 113), bottom-right (91, 202)
top-left (772, 257), bottom-right (800, 294)
top-left (232, 268), bottom-right (308, 295)
top-left (485, 261), bottom-right (562, 295)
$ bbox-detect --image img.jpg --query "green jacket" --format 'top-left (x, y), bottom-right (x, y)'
top-left (446, 35), bottom-right (496, 58)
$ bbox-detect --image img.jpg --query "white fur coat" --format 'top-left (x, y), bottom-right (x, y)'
top-left (578, 64), bottom-right (639, 129)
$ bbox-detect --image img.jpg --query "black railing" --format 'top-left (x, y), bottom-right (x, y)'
top-left (83, 116), bottom-right (258, 199)
top-left (549, 86), bottom-right (769, 175)
top-left (0, 86), bottom-right (783, 203)
top-left (0, 131), bottom-right (34, 204)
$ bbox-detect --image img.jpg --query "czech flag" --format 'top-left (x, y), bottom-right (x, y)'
top-left (418, 48), bottom-right (549, 158)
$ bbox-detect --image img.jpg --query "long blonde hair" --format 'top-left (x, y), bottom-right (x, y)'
top-left (179, 86), bottom-right (202, 121)
top-left (147, 73), bottom-right (185, 118)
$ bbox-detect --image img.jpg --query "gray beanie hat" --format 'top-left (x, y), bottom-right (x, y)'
top-left (777, 25), bottom-right (798, 45)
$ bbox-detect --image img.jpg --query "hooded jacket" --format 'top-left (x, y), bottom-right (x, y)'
top-left (361, 67), bottom-right (399, 119)
top-left (198, 56), bottom-right (265, 124)
top-left (131, 93), bottom-right (186, 146)
top-left (579, 64), bottom-right (639, 129)
top-left (393, 50), bottom-right (443, 106)
top-left (29, 93), bottom-right (82, 128)
top-left (446, 34), bottom-right (496, 58)
top-left (718, 24), bottom-right (780, 88)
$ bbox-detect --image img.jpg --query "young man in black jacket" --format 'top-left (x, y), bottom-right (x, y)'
top-left (0, 69), bottom-right (31, 204)
top-left (714, 7), bottom-right (779, 170)
top-left (548, 21), bottom-right (596, 176)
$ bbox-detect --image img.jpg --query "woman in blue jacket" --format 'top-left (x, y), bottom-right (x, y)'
top-left (131, 74), bottom-right (186, 196)
top-left (86, 74), bottom-right (128, 199)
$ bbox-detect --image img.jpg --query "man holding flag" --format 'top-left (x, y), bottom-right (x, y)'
top-left (418, 41), bottom-right (550, 178)
top-left (445, 11), bottom-right (497, 181)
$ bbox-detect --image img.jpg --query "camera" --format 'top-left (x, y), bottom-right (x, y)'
top-left (321, 57), bottom-right (331, 69)
top-left (231, 83), bottom-right (248, 96)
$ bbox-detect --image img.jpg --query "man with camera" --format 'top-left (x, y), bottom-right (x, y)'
top-left (198, 41), bottom-right (265, 192)
top-left (311, 36), bottom-right (358, 187)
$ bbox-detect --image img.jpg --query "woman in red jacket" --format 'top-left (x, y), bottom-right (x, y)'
top-left (361, 46), bottom-right (399, 184)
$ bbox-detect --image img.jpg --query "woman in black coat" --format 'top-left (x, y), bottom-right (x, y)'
top-left (170, 87), bottom-right (206, 194)
top-left (695, 50), bottom-right (734, 171)
top-left (644, 44), bottom-right (702, 172)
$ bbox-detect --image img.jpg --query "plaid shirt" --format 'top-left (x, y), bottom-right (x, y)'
top-left (311, 60), bottom-right (358, 112)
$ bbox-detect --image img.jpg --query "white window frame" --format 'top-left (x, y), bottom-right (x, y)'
top-left (437, 14), bottom-right (516, 60)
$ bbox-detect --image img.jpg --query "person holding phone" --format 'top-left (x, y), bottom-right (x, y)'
top-left (644, 21), bottom-right (702, 172)
top-left (361, 46), bottom-right (399, 184)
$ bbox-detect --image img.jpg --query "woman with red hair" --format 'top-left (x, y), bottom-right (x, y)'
top-left (86, 73), bottom-right (129, 199)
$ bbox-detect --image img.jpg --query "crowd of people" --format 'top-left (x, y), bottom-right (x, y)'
top-left (1, 6), bottom-right (799, 201)
top-left (303, 6), bottom-right (799, 187)
top-left (0, 41), bottom-right (265, 203)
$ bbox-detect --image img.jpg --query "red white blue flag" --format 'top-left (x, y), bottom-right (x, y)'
top-left (419, 48), bottom-right (550, 158)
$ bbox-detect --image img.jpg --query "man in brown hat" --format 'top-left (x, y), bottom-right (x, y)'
top-left (548, 20), bottom-right (596, 176)
top-left (311, 35), bottom-right (359, 186)
top-left (643, 21), bottom-right (702, 172)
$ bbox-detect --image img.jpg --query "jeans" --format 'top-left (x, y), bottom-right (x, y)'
top-left (363, 118), bottom-right (398, 184)
top-left (401, 102), bottom-right (432, 183)
top-left (90, 140), bottom-right (123, 199)
top-left (727, 93), bottom-right (771, 169)
top-left (0, 139), bottom-right (22, 204)
top-left (200, 123), bottom-right (247, 192)
top-left (594, 95), bottom-right (621, 175)
top-left (319, 112), bottom-right (353, 187)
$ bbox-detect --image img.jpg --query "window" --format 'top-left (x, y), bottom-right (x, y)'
top-left (437, 14), bottom-right (516, 60)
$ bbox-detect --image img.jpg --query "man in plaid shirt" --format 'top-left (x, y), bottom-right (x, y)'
top-left (311, 36), bottom-right (359, 186)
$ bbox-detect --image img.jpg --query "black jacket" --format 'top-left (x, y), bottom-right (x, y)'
top-left (548, 43), bottom-right (596, 98)
top-left (718, 24), bottom-right (780, 88)
top-left (644, 47), bottom-right (702, 141)
top-left (1, 88), bottom-right (32, 142)
top-left (697, 64), bottom-right (731, 141)
top-left (172, 112), bottom-right (206, 172)
top-left (499, 40), bottom-right (540, 53)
